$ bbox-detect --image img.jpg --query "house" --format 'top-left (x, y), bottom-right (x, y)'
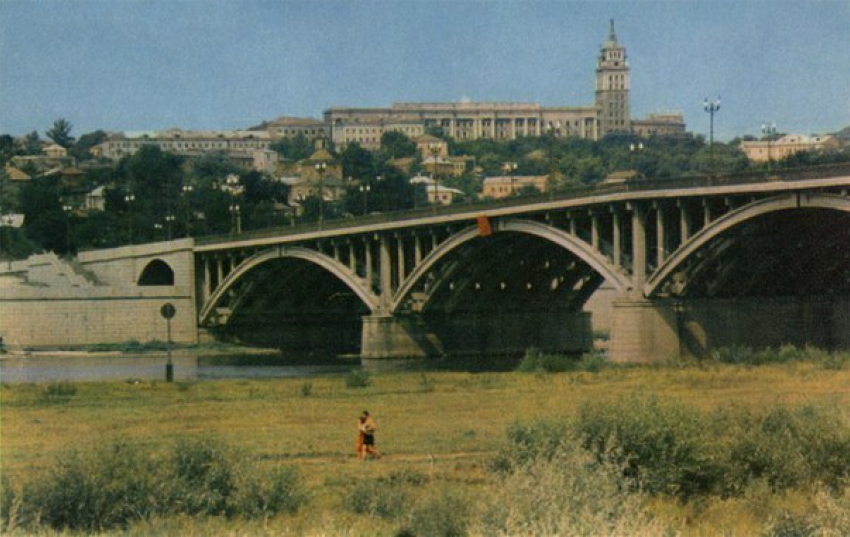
top-left (481, 175), bottom-right (549, 198)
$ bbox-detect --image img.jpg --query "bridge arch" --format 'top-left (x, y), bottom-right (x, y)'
top-left (137, 259), bottom-right (174, 286)
top-left (391, 218), bottom-right (630, 312)
top-left (199, 246), bottom-right (381, 325)
top-left (644, 192), bottom-right (850, 298)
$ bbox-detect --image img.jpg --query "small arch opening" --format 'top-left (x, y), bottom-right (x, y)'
top-left (138, 259), bottom-right (175, 286)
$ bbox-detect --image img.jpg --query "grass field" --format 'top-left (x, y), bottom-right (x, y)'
top-left (2, 356), bottom-right (849, 535)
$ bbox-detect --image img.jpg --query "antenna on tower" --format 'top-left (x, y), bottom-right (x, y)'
top-left (609, 19), bottom-right (617, 41)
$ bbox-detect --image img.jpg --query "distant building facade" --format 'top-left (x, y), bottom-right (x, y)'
top-left (631, 113), bottom-right (687, 137)
top-left (739, 134), bottom-right (840, 162)
top-left (482, 175), bottom-right (549, 198)
top-left (93, 130), bottom-right (275, 172)
top-left (319, 20), bottom-right (677, 149)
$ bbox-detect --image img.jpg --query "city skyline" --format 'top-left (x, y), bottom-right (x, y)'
top-left (1, 0), bottom-right (848, 142)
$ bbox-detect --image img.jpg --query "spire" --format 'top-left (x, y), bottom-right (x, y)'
top-left (609, 18), bottom-right (617, 42)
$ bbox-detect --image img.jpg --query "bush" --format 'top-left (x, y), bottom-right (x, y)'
top-left (403, 485), bottom-right (472, 537)
top-left (5, 438), bottom-right (307, 532)
top-left (41, 382), bottom-right (77, 404)
top-left (516, 348), bottom-right (608, 373)
top-left (478, 435), bottom-right (662, 536)
top-left (346, 478), bottom-right (410, 520)
top-left (345, 369), bottom-right (372, 388)
top-left (726, 405), bottom-right (850, 493)
top-left (576, 395), bottom-right (721, 498)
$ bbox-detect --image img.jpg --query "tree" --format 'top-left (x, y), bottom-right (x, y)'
top-left (19, 175), bottom-right (67, 254)
top-left (70, 130), bottom-right (107, 161)
top-left (380, 131), bottom-right (416, 159)
top-left (270, 134), bottom-right (313, 161)
top-left (46, 118), bottom-right (74, 148)
top-left (24, 131), bottom-right (42, 155)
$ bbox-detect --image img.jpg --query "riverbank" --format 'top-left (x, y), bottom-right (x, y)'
top-left (0, 341), bottom-right (282, 360)
top-left (2, 359), bottom-right (849, 535)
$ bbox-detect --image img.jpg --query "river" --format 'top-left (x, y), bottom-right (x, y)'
top-left (0, 351), bottom-right (355, 384)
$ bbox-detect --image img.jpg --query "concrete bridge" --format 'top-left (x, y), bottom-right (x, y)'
top-left (2, 164), bottom-right (849, 362)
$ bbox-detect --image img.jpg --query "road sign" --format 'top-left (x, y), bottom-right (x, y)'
top-left (160, 302), bottom-right (176, 319)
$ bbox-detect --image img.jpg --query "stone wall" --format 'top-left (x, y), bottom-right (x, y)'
top-left (0, 240), bottom-right (198, 350)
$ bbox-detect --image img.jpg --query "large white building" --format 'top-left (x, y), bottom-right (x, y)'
top-left (322, 20), bottom-right (685, 149)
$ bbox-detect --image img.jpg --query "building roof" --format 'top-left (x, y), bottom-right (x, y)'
top-left (5, 165), bottom-right (31, 181)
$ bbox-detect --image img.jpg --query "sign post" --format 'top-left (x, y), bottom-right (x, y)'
top-left (160, 303), bottom-right (176, 382)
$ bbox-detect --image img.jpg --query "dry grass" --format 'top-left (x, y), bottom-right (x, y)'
top-left (1, 361), bottom-right (849, 534)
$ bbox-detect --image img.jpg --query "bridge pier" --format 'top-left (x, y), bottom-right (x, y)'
top-left (609, 295), bottom-right (850, 363)
top-left (360, 314), bottom-right (442, 360)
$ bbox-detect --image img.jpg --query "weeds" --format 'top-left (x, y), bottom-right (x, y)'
top-left (345, 368), bottom-right (372, 388)
top-left (41, 382), bottom-right (77, 404)
top-left (516, 347), bottom-right (609, 373)
top-left (0, 438), bottom-right (306, 533)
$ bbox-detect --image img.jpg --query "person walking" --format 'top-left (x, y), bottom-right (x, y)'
top-left (359, 410), bottom-right (382, 461)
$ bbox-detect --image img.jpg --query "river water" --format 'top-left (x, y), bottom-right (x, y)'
top-left (0, 352), bottom-right (355, 384)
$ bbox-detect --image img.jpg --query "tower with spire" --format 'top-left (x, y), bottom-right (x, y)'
top-left (595, 19), bottom-right (631, 136)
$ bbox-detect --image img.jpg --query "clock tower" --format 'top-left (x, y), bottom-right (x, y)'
top-left (595, 19), bottom-right (631, 136)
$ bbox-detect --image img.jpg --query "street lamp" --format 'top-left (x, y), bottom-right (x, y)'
top-left (761, 122), bottom-right (777, 172)
top-left (62, 204), bottom-right (73, 255)
top-left (546, 121), bottom-right (561, 198)
top-left (225, 174), bottom-right (243, 234)
top-left (429, 143), bottom-right (441, 212)
top-left (703, 97), bottom-right (721, 173)
top-left (315, 162), bottom-right (327, 226)
top-left (154, 222), bottom-right (164, 240)
top-left (124, 192), bottom-right (135, 244)
top-left (165, 214), bottom-right (176, 241)
top-left (359, 183), bottom-right (371, 215)
top-left (503, 162), bottom-right (518, 197)
top-left (181, 184), bottom-right (194, 236)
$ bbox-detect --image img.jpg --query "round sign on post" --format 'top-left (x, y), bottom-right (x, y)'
top-left (160, 303), bottom-right (176, 319)
top-left (160, 303), bottom-right (176, 382)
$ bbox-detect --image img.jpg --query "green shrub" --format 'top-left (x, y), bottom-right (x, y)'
top-left (517, 348), bottom-right (607, 373)
top-left (345, 369), bottom-right (372, 388)
top-left (576, 395), bottom-right (722, 497)
top-left (18, 442), bottom-right (162, 532)
top-left (230, 466), bottom-right (307, 517)
top-left (403, 485), bottom-right (472, 537)
top-left (478, 436), bottom-right (662, 536)
top-left (346, 478), bottom-right (410, 520)
top-left (169, 438), bottom-right (236, 516)
top-left (6, 438), bottom-right (307, 532)
top-left (41, 382), bottom-right (77, 404)
top-left (300, 381), bottom-right (313, 397)
top-left (493, 418), bottom-right (571, 472)
top-left (726, 405), bottom-right (850, 493)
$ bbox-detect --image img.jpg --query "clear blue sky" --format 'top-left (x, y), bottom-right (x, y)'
top-left (1, 0), bottom-right (848, 141)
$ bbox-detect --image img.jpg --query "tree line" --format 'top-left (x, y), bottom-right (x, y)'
top-left (1, 119), bottom-right (848, 260)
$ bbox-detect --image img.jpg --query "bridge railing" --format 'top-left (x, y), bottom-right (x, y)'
top-left (194, 163), bottom-right (850, 246)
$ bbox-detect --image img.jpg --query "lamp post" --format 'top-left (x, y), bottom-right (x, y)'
top-left (703, 97), bottom-right (721, 173)
top-left (181, 184), bottom-right (194, 236)
top-left (124, 192), bottom-right (135, 244)
top-left (359, 183), bottom-right (371, 215)
top-left (315, 162), bottom-right (327, 226)
top-left (503, 162), bottom-right (518, 197)
top-left (62, 204), bottom-right (73, 255)
top-left (226, 174), bottom-right (243, 235)
top-left (165, 214), bottom-right (176, 241)
top-left (429, 143), bottom-right (440, 212)
top-left (547, 121), bottom-right (561, 199)
top-left (761, 122), bottom-right (777, 172)
top-left (154, 222), bottom-right (164, 240)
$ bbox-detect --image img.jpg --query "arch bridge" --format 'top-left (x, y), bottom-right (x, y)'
top-left (192, 165), bottom-right (850, 362)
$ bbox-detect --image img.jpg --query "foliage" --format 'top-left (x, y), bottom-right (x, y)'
top-left (270, 133), bottom-right (313, 161)
top-left (69, 130), bottom-right (107, 161)
top-left (0, 438), bottom-right (306, 533)
top-left (709, 344), bottom-right (847, 369)
top-left (380, 131), bottom-right (416, 159)
top-left (45, 118), bottom-right (74, 148)
top-left (516, 348), bottom-right (607, 373)
top-left (19, 175), bottom-right (68, 254)
top-left (345, 368), bottom-right (372, 388)
top-left (403, 484), bottom-right (472, 537)
top-left (41, 382), bottom-right (77, 404)
top-left (479, 435), bottom-right (662, 536)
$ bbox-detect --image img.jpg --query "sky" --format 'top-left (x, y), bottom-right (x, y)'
top-left (1, 0), bottom-right (849, 141)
